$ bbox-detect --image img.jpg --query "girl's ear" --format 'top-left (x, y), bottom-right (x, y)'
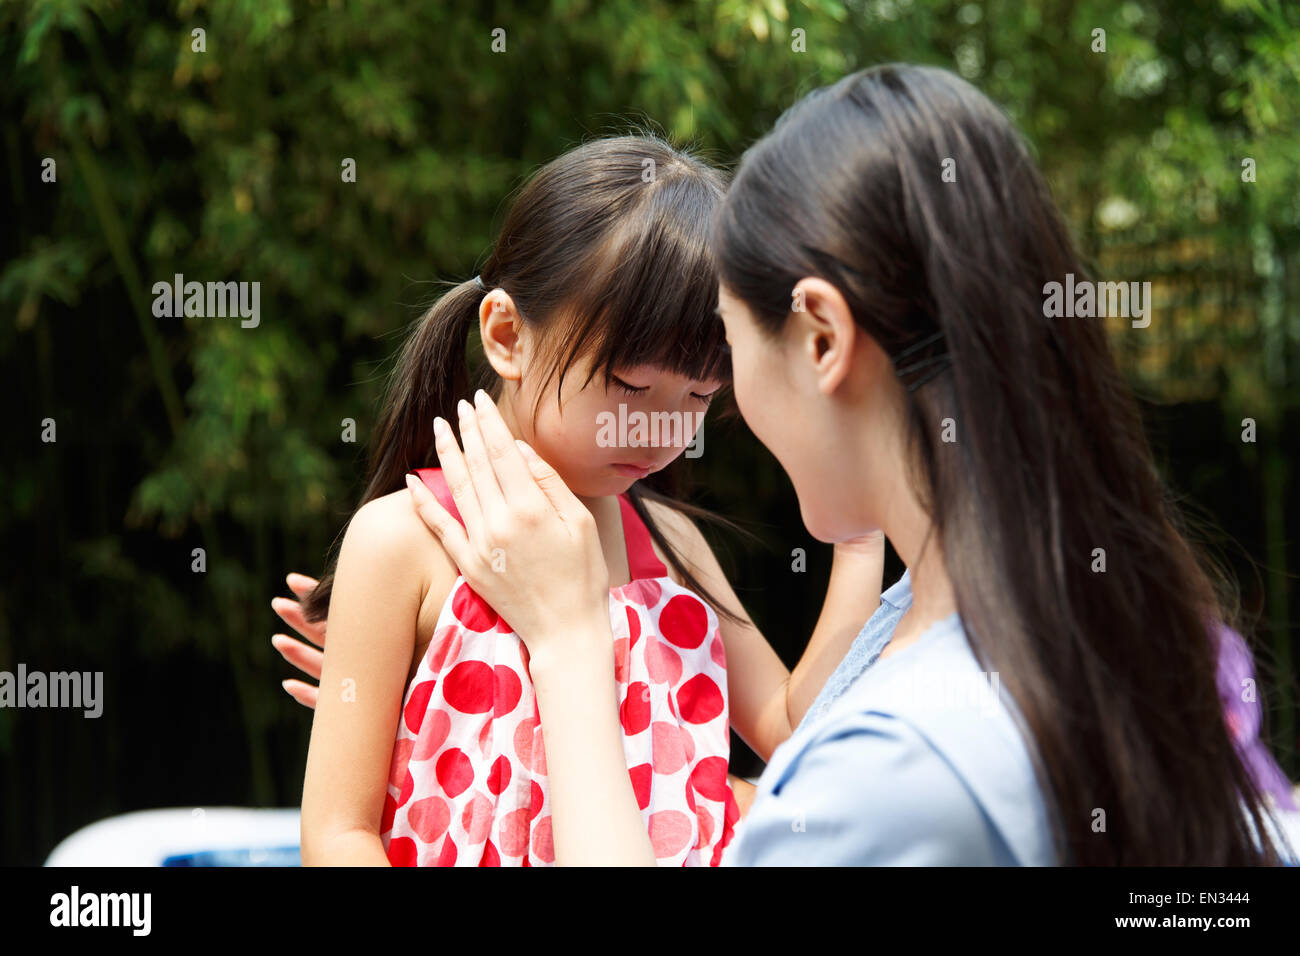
top-left (789, 277), bottom-right (859, 396)
top-left (479, 291), bottom-right (525, 381)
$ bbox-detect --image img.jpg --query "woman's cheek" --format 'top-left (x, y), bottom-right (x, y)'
top-left (735, 363), bottom-right (786, 459)
top-left (729, 365), bottom-right (759, 433)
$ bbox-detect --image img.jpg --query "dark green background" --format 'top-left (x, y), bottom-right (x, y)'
top-left (3, 0), bottom-right (1297, 865)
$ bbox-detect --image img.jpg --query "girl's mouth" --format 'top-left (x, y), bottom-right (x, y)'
top-left (611, 463), bottom-right (653, 479)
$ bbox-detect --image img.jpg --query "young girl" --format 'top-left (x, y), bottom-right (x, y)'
top-left (296, 134), bottom-right (887, 866)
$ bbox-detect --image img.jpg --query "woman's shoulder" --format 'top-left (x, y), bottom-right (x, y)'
top-left (826, 616), bottom-right (1038, 761)
top-left (735, 616), bottom-right (1057, 865)
top-left (727, 707), bottom-right (1026, 865)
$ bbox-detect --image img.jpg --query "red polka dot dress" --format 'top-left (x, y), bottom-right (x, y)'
top-left (381, 468), bottom-right (740, 866)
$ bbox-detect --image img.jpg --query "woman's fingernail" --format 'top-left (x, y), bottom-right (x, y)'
top-left (433, 416), bottom-right (448, 439)
top-left (405, 473), bottom-right (420, 493)
top-left (475, 388), bottom-right (490, 406)
top-left (458, 399), bottom-right (473, 417)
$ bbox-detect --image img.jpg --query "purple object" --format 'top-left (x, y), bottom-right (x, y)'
top-left (1214, 622), bottom-right (1296, 810)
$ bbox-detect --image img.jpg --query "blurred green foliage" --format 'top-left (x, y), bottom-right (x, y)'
top-left (2, 0), bottom-right (1297, 864)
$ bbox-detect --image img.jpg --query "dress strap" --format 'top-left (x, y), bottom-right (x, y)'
top-left (415, 469), bottom-right (667, 581)
top-left (618, 495), bottom-right (669, 581)
top-left (410, 468), bottom-right (464, 529)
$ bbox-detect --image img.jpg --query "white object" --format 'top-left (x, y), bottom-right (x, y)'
top-left (44, 807), bottom-right (302, 867)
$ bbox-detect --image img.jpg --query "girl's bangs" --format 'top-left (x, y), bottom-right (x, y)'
top-left (564, 191), bottom-right (731, 389)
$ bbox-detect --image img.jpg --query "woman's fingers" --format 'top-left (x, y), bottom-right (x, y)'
top-left (274, 574), bottom-right (325, 710)
top-left (473, 390), bottom-right (546, 508)
top-left (432, 415), bottom-right (486, 545)
top-left (286, 572), bottom-right (320, 601)
top-left (280, 678), bottom-right (319, 710)
top-left (271, 633), bottom-right (324, 681)
top-left (455, 398), bottom-right (505, 522)
top-left (406, 473), bottom-right (476, 568)
top-left (271, 595), bottom-right (326, 648)
top-left (514, 438), bottom-right (586, 522)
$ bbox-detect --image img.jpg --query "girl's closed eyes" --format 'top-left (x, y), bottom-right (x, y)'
top-left (609, 371), bottom-right (724, 407)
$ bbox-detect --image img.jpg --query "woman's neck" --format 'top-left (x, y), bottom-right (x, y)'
top-left (876, 468), bottom-right (957, 650)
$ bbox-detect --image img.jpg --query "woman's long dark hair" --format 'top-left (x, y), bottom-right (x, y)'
top-left (712, 64), bottom-right (1287, 864)
top-left (306, 133), bottom-right (745, 624)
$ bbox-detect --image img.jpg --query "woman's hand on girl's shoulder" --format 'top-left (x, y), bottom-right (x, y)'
top-left (271, 572), bottom-right (326, 709)
top-left (273, 493), bottom-right (459, 711)
top-left (404, 390), bottom-right (612, 669)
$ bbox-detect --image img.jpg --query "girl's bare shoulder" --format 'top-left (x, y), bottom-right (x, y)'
top-left (344, 489), bottom-right (459, 599)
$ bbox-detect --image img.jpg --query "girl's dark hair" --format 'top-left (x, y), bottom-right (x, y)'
top-left (305, 133), bottom-right (744, 624)
top-left (712, 64), bottom-right (1288, 865)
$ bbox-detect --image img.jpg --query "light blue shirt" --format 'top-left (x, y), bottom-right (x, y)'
top-left (722, 569), bottom-right (1057, 866)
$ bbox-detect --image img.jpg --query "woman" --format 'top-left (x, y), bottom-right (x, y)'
top-left (280, 64), bottom-right (1295, 864)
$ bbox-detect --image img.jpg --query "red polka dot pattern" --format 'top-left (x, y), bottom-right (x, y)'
top-left (676, 673), bottom-right (725, 725)
top-left (404, 681), bottom-right (436, 734)
top-left (451, 581), bottom-right (497, 631)
top-left (381, 488), bottom-right (736, 867)
top-left (443, 660), bottom-right (494, 714)
top-left (659, 594), bottom-right (709, 649)
top-left (435, 748), bottom-right (474, 798)
top-left (621, 681), bottom-right (651, 736)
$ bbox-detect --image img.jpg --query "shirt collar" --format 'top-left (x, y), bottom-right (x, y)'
top-left (880, 568), bottom-right (913, 611)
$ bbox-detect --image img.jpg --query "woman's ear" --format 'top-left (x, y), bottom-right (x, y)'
top-left (789, 277), bottom-right (857, 395)
top-left (480, 291), bottom-right (525, 381)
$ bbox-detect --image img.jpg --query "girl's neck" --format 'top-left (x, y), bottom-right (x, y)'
top-left (579, 491), bottom-right (632, 588)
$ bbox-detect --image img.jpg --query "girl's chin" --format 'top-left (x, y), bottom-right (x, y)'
top-left (559, 470), bottom-right (638, 499)
top-left (602, 472), bottom-right (640, 494)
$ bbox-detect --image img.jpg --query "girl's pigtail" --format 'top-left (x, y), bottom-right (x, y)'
top-left (302, 279), bottom-right (485, 622)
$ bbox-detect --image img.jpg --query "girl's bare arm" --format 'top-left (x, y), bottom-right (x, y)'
top-left (299, 491), bottom-right (455, 865)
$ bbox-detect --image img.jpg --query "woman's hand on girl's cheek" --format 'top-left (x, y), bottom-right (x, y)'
top-left (270, 571), bottom-right (326, 710)
top-left (405, 390), bottom-right (612, 664)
